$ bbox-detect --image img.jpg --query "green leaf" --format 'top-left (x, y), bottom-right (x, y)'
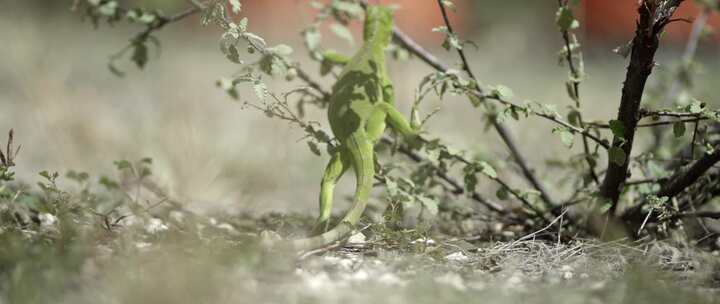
top-left (597, 198), bottom-right (613, 214)
top-left (688, 99), bottom-right (704, 114)
top-left (608, 147), bottom-right (626, 166)
top-left (673, 121), bottom-right (686, 137)
top-left (441, 0), bottom-right (456, 10)
top-left (431, 26), bottom-right (448, 34)
top-left (555, 6), bottom-right (579, 31)
top-left (307, 141), bottom-right (321, 156)
top-left (567, 109), bottom-right (581, 127)
top-left (269, 44), bottom-right (293, 56)
top-left (445, 34), bottom-right (462, 50)
top-left (222, 43), bottom-right (241, 63)
top-left (98, 1), bottom-right (118, 16)
top-left (99, 176), bottom-right (119, 189)
top-left (467, 92), bottom-right (484, 107)
top-left (113, 160), bottom-right (132, 171)
top-left (463, 173), bottom-right (477, 193)
top-left (238, 17), bottom-right (248, 31)
top-left (303, 27), bottom-right (322, 51)
top-left (66, 170), bottom-right (90, 183)
top-left (552, 127), bottom-right (574, 148)
top-left (330, 23), bottom-right (354, 46)
top-left (243, 32), bottom-right (266, 49)
top-left (332, 1), bottom-right (364, 17)
top-left (432, 26), bottom-right (462, 50)
top-left (258, 55), bottom-right (287, 76)
top-left (612, 40), bottom-right (633, 58)
top-left (491, 85), bottom-right (514, 99)
top-left (131, 42), bottom-right (148, 69)
top-left (463, 164), bottom-right (478, 193)
top-left (229, 0), bottom-right (242, 14)
top-left (253, 80), bottom-right (267, 100)
top-left (39, 170), bottom-right (52, 180)
top-left (478, 161), bottom-right (497, 179)
top-left (386, 178), bottom-right (399, 197)
top-left (496, 188), bottom-right (509, 200)
top-left (107, 62), bottom-right (125, 78)
top-left (565, 81), bottom-right (579, 102)
top-left (418, 196), bottom-right (439, 216)
top-left (608, 120), bottom-right (625, 139)
top-left (140, 167), bottom-right (152, 178)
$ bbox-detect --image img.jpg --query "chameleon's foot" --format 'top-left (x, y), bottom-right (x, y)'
top-left (405, 132), bottom-right (424, 150)
top-left (311, 218), bottom-right (331, 235)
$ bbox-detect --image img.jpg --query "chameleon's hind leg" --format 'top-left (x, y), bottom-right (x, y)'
top-left (314, 150), bottom-right (350, 234)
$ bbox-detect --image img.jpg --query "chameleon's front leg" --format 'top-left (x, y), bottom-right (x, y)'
top-left (314, 150), bottom-right (349, 234)
top-left (374, 103), bottom-right (421, 146)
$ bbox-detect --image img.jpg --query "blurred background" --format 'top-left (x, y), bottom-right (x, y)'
top-left (1, 0), bottom-right (718, 215)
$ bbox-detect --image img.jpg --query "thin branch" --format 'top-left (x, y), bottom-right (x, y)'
top-left (435, 0), bottom-right (557, 210)
top-left (436, 1), bottom-right (478, 84)
top-left (625, 177), bottom-right (666, 186)
top-left (671, 211), bottom-right (720, 220)
top-left (690, 120), bottom-right (699, 157)
top-left (138, 6), bottom-right (201, 40)
top-left (640, 109), bottom-right (717, 118)
top-left (657, 144), bottom-right (720, 198)
top-left (557, 0), bottom-right (599, 185)
top-left (390, 24), bottom-right (447, 72)
top-left (588, 117), bottom-right (704, 129)
top-left (622, 144), bottom-right (720, 222)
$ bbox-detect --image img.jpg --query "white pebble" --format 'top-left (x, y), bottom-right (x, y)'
top-left (445, 251), bottom-right (469, 263)
top-left (38, 213), bottom-right (58, 227)
top-left (347, 232), bottom-right (366, 244)
top-left (145, 218), bottom-right (169, 234)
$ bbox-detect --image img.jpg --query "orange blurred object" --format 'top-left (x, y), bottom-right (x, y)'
top-left (583, 0), bottom-right (720, 42)
top-left (236, 0), bottom-right (468, 44)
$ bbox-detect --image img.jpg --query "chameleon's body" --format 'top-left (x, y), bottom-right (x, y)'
top-left (276, 6), bottom-right (418, 252)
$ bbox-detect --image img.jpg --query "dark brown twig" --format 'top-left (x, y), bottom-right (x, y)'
top-left (622, 144), bottom-right (719, 222)
top-left (671, 211), bottom-right (720, 220)
top-left (624, 177), bottom-right (666, 186)
top-left (600, 0), bottom-right (686, 209)
top-left (657, 144), bottom-right (720, 198)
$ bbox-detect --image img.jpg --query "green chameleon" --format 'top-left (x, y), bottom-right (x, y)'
top-left (272, 5), bottom-right (420, 252)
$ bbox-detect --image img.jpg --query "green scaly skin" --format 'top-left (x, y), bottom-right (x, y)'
top-left (272, 5), bottom-right (419, 252)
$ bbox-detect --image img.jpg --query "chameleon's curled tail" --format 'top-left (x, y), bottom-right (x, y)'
top-left (270, 134), bottom-right (375, 253)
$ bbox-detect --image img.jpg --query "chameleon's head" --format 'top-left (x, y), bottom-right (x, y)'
top-left (363, 5), bottom-right (394, 46)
